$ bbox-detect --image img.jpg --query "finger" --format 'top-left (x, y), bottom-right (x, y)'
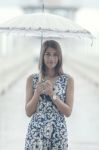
top-left (36, 84), bottom-right (43, 93)
top-left (44, 81), bottom-right (52, 87)
top-left (45, 85), bottom-right (53, 91)
top-left (45, 87), bottom-right (53, 94)
top-left (45, 80), bottom-right (52, 86)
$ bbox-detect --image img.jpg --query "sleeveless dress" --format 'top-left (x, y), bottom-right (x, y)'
top-left (25, 73), bottom-right (69, 150)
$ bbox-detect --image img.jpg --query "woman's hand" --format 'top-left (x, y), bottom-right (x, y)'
top-left (34, 82), bottom-right (44, 96)
top-left (35, 80), bottom-right (54, 98)
top-left (43, 80), bottom-right (54, 98)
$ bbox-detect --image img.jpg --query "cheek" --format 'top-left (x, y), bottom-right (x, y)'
top-left (55, 57), bottom-right (59, 63)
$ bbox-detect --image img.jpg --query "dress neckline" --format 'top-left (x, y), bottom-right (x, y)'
top-left (37, 73), bottom-right (65, 85)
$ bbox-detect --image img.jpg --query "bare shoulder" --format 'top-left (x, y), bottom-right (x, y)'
top-left (68, 76), bottom-right (74, 90)
top-left (26, 74), bottom-right (34, 84)
top-left (26, 74), bottom-right (34, 104)
top-left (27, 74), bottom-right (34, 81)
top-left (26, 74), bottom-right (35, 98)
top-left (68, 74), bottom-right (74, 81)
top-left (64, 74), bottom-right (74, 94)
top-left (64, 73), bottom-right (74, 85)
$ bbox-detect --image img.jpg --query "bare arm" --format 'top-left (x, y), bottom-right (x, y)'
top-left (52, 75), bottom-right (74, 117)
top-left (25, 74), bottom-right (42, 117)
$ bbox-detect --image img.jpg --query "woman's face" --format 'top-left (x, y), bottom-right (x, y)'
top-left (44, 47), bottom-right (58, 70)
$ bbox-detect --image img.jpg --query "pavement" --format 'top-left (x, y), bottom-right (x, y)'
top-left (0, 62), bottom-right (99, 150)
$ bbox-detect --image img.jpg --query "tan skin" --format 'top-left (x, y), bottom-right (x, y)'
top-left (25, 48), bottom-right (74, 117)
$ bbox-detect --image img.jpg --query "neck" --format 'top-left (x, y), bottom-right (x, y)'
top-left (45, 69), bottom-right (56, 78)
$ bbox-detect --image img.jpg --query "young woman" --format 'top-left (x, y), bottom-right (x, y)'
top-left (25, 40), bottom-right (74, 150)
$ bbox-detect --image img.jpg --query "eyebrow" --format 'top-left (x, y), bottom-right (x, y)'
top-left (45, 51), bottom-right (57, 54)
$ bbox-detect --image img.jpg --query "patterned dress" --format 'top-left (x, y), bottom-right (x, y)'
top-left (25, 73), bottom-right (69, 150)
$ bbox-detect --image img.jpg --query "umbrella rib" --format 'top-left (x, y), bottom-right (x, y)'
top-left (0, 27), bottom-right (91, 34)
top-left (0, 12), bottom-right (94, 40)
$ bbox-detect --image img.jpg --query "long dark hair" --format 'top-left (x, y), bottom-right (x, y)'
top-left (39, 40), bottom-right (64, 78)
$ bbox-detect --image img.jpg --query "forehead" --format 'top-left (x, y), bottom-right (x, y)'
top-left (45, 47), bottom-right (57, 53)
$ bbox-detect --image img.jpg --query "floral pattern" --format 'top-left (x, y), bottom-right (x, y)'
top-left (25, 73), bottom-right (69, 150)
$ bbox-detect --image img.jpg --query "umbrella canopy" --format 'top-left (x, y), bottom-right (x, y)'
top-left (0, 12), bottom-right (93, 39)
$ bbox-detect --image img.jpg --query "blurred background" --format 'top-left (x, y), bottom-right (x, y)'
top-left (0, 0), bottom-right (99, 150)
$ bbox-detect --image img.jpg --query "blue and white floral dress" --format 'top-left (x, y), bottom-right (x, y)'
top-left (25, 73), bottom-right (69, 150)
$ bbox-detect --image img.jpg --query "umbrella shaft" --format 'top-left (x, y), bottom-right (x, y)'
top-left (42, 0), bottom-right (45, 12)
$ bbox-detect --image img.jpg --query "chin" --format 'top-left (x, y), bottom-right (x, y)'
top-left (47, 66), bottom-right (56, 70)
top-left (47, 64), bottom-right (56, 69)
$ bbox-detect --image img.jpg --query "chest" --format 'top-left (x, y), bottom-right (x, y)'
top-left (33, 75), bottom-right (68, 101)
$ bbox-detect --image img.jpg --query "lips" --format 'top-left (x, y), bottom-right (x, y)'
top-left (49, 62), bottom-right (55, 65)
top-left (49, 60), bottom-right (55, 63)
top-left (48, 62), bottom-right (56, 67)
top-left (49, 62), bottom-right (54, 64)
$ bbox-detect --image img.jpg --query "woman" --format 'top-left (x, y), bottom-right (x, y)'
top-left (25, 40), bottom-right (74, 150)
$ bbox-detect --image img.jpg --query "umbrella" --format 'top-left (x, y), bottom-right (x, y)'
top-left (0, 12), bottom-right (93, 40)
top-left (0, 12), bottom-right (94, 81)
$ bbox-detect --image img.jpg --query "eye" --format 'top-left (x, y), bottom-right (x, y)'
top-left (44, 52), bottom-right (58, 57)
top-left (44, 53), bottom-right (50, 56)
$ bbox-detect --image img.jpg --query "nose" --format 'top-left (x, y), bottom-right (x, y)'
top-left (49, 55), bottom-right (55, 60)
top-left (49, 57), bottom-right (55, 63)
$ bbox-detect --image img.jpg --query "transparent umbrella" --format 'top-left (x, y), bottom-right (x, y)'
top-left (0, 12), bottom-right (94, 81)
top-left (0, 12), bottom-right (93, 40)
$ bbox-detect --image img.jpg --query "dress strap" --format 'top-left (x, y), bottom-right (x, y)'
top-left (32, 73), bottom-right (39, 90)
